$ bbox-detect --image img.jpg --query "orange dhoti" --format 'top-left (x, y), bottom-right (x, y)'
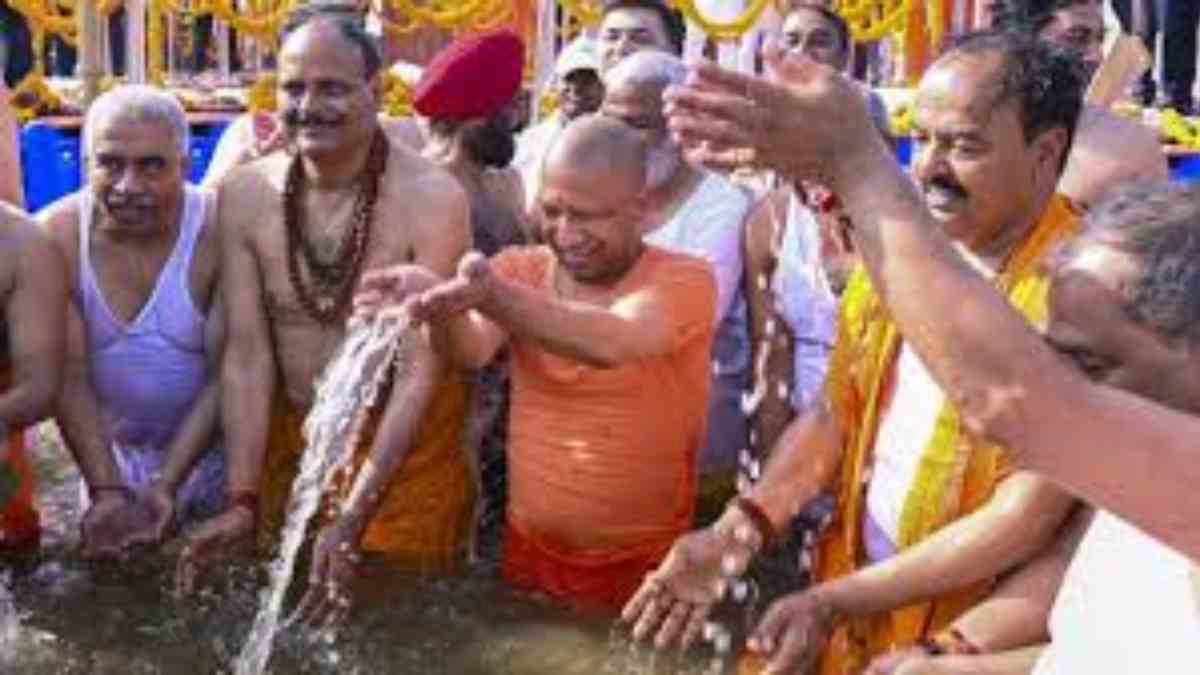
top-left (258, 371), bottom-right (474, 573)
top-left (0, 427), bottom-right (40, 551)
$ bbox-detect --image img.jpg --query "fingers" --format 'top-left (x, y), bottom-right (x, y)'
top-left (653, 599), bottom-right (693, 649)
top-left (748, 598), bottom-right (789, 655)
top-left (620, 577), bottom-right (659, 624)
top-left (174, 545), bottom-right (199, 597)
top-left (665, 85), bottom-right (762, 137)
top-left (630, 586), bottom-right (673, 642)
top-left (679, 603), bottom-right (711, 650)
top-left (763, 618), bottom-right (816, 675)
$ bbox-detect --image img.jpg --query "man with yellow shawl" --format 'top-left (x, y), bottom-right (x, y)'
top-left (622, 31), bottom-right (1083, 674)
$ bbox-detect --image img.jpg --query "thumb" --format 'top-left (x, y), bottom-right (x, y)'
top-left (459, 252), bottom-right (490, 280)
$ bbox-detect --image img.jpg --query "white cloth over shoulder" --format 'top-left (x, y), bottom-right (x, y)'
top-left (1034, 511), bottom-right (1200, 675)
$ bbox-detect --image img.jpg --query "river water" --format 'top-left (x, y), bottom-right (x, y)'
top-left (2, 386), bottom-right (764, 674)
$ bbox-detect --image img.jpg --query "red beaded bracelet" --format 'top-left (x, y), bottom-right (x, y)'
top-left (225, 490), bottom-right (260, 523)
top-left (733, 496), bottom-right (778, 549)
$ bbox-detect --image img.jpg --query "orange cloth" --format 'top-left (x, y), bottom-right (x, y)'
top-left (811, 196), bottom-right (1080, 674)
top-left (492, 245), bottom-right (715, 609)
top-left (259, 369), bottom-right (474, 574)
top-left (0, 426), bottom-right (39, 551)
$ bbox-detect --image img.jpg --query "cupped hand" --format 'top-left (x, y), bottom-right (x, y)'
top-left (121, 483), bottom-right (176, 549)
top-left (353, 264), bottom-right (444, 321)
top-left (289, 518), bottom-right (363, 630)
top-left (747, 589), bottom-right (838, 675)
top-left (80, 491), bottom-right (152, 558)
top-left (174, 506), bottom-right (255, 596)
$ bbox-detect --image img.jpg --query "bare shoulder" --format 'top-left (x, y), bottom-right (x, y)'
top-left (1079, 106), bottom-right (1162, 156)
top-left (215, 153), bottom-right (287, 239)
top-left (32, 192), bottom-right (84, 262)
top-left (0, 201), bottom-right (61, 269)
top-left (379, 115), bottom-right (426, 151)
top-left (1063, 106), bottom-right (1167, 207)
top-left (384, 145), bottom-right (468, 223)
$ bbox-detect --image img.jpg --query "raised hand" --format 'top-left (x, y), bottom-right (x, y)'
top-left (663, 47), bottom-right (882, 185)
top-left (747, 588), bottom-right (839, 675)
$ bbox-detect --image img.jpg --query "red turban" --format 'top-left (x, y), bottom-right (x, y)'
top-left (413, 29), bottom-right (525, 121)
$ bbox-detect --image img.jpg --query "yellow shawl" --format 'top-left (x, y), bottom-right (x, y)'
top-left (816, 195), bottom-right (1079, 674)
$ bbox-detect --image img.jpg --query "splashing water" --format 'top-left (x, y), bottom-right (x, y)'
top-left (0, 570), bottom-right (19, 670)
top-left (234, 314), bottom-right (418, 675)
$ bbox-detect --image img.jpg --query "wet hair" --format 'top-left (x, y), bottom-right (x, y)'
top-left (939, 29), bottom-right (1084, 170)
top-left (603, 50), bottom-right (686, 98)
top-left (428, 115), bottom-right (516, 169)
top-left (601, 0), bottom-right (686, 55)
top-left (280, 1), bottom-right (382, 80)
top-left (785, 3), bottom-right (851, 65)
top-left (1068, 181), bottom-right (1200, 346)
top-left (84, 84), bottom-right (190, 158)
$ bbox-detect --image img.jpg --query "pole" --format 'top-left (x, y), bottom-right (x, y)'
top-left (78, 0), bottom-right (107, 106)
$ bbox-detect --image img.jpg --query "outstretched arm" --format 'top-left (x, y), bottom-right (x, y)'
top-left (665, 55), bottom-right (1200, 563)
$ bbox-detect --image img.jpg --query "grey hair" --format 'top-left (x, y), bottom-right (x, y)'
top-left (1064, 180), bottom-right (1200, 346)
top-left (603, 50), bottom-right (687, 97)
top-left (83, 85), bottom-right (191, 158)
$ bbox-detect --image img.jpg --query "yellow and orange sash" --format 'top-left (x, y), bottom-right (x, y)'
top-left (816, 195), bottom-right (1079, 674)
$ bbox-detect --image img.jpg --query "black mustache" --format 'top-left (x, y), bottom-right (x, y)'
top-left (925, 177), bottom-right (967, 199)
top-left (104, 195), bottom-right (154, 209)
top-left (283, 109), bottom-right (344, 128)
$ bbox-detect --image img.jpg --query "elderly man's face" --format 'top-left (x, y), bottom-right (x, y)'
top-left (1046, 244), bottom-right (1200, 409)
top-left (911, 52), bottom-right (1065, 255)
top-left (1039, 1), bottom-right (1105, 79)
top-left (780, 7), bottom-right (848, 70)
top-left (599, 8), bottom-right (674, 73)
top-left (601, 81), bottom-right (681, 190)
top-left (559, 69), bottom-right (605, 120)
top-left (89, 116), bottom-right (187, 233)
top-left (537, 159), bottom-right (645, 286)
top-left (277, 23), bottom-right (378, 160)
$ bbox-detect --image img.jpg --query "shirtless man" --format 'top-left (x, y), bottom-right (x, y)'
top-left (1014, 0), bottom-right (1167, 208)
top-left (0, 203), bottom-right (67, 551)
top-left (39, 86), bottom-right (225, 551)
top-left (177, 7), bottom-right (474, 617)
top-left (200, 1), bottom-right (425, 188)
top-left (414, 29), bottom-right (528, 255)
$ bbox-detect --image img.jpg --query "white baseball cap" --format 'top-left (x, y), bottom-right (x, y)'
top-left (554, 36), bottom-right (601, 79)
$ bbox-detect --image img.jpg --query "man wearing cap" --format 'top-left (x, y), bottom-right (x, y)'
top-left (418, 30), bottom-right (528, 257)
top-left (512, 36), bottom-right (603, 218)
top-left (414, 30), bottom-right (529, 559)
top-left (176, 6), bottom-right (476, 616)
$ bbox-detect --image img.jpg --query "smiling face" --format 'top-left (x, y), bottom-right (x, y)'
top-left (537, 155), bottom-right (646, 286)
top-left (276, 21), bottom-right (378, 161)
top-left (779, 6), bottom-right (848, 70)
top-left (911, 51), bottom-right (1066, 254)
top-left (88, 115), bottom-right (187, 235)
top-left (1037, 1), bottom-right (1105, 79)
top-left (598, 7), bottom-right (675, 73)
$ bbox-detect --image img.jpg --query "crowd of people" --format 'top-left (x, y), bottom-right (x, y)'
top-left (0, 0), bottom-right (1197, 673)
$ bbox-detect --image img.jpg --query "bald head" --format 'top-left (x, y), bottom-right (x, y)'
top-left (543, 114), bottom-right (649, 194)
